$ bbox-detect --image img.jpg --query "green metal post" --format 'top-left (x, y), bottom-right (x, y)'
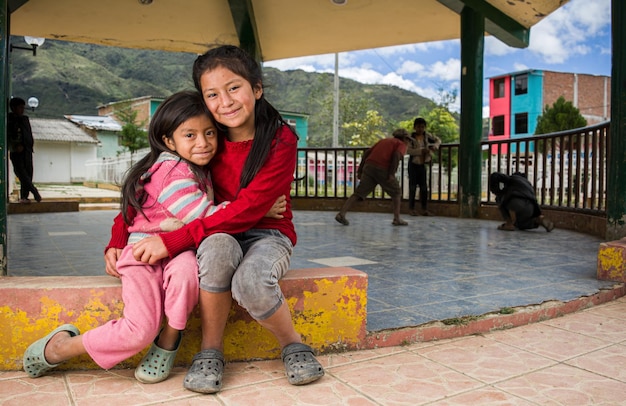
top-left (458, 7), bottom-right (484, 218)
top-left (228, 0), bottom-right (262, 62)
top-left (0, 0), bottom-right (7, 276)
top-left (606, 0), bottom-right (626, 240)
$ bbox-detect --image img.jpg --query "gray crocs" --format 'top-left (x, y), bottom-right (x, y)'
top-left (23, 324), bottom-right (80, 378)
top-left (134, 332), bottom-right (182, 384)
top-left (281, 343), bottom-right (324, 385)
top-left (183, 349), bottom-right (225, 394)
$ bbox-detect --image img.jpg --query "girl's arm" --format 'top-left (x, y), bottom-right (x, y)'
top-left (105, 158), bottom-right (216, 273)
top-left (159, 127), bottom-right (297, 258)
top-left (104, 209), bottom-right (131, 277)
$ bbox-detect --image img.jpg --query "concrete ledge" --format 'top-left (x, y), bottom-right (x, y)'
top-left (598, 238), bottom-right (626, 282)
top-left (0, 267), bottom-right (367, 371)
top-left (363, 284), bottom-right (625, 348)
top-left (8, 201), bottom-right (79, 214)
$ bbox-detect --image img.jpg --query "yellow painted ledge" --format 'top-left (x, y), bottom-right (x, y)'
top-left (0, 267), bottom-right (367, 371)
top-left (598, 238), bottom-right (626, 282)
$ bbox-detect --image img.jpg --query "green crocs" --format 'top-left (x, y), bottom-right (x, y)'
top-left (281, 343), bottom-right (324, 385)
top-left (134, 332), bottom-right (182, 384)
top-left (23, 324), bottom-right (80, 378)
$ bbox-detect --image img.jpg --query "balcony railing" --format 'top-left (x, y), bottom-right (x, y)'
top-left (293, 121), bottom-right (609, 215)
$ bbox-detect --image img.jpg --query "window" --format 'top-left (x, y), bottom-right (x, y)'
top-left (514, 74), bottom-right (528, 95)
top-left (492, 115), bottom-right (505, 136)
top-left (493, 78), bottom-right (505, 98)
top-left (514, 113), bottom-right (528, 134)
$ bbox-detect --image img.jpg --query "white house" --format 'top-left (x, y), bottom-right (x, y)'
top-left (64, 114), bottom-right (123, 159)
top-left (9, 118), bottom-right (99, 187)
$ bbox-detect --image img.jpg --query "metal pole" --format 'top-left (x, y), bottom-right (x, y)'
top-left (333, 52), bottom-right (339, 147)
top-left (606, 0), bottom-right (626, 240)
top-left (458, 7), bottom-right (485, 218)
top-left (0, 0), bottom-right (8, 276)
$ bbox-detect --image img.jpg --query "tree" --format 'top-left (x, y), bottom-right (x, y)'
top-left (342, 110), bottom-right (387, 146)
top-left (535, 96), bottom-right (588, 153)
top-left (306, 83), bottom-right (393, 147)
top-left (116, 107), bottom-right (148, 163)
top-left (535, 96), bottom-right (587, 135)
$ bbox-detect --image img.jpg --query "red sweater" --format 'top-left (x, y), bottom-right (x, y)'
top-left (107, 124), bottom-right (297, 258)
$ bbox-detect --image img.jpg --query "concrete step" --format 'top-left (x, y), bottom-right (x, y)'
top-left (1, 267), bottom-right (368, 371)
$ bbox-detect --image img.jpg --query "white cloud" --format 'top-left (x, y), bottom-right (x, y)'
top-left (373, 41), bottom-right (448, 57)
top-left (397, 60), bottom-right (425, 75)
top-left (527, 0), bottom-right (610, 64)
top-left (264, 54), bottom-right (336, 71)
top-left (422, 58), bottom-right (460, 81)
top-left (483, 0), bottom-right (610, 65)
top-left (513, 62), bottom-right (529, 72)
top-left (339, 66), bottom-right (385, 85)
top-left (484, 36), bottom-right (517, 57)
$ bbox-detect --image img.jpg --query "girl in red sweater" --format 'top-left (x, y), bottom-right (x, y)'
top-left (104, 45), bottom-right (324, 393)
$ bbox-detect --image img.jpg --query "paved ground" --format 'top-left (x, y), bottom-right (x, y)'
top-left (1, 297), bottom-right (625, 405)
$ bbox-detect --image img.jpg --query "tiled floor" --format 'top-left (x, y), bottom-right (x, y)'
top-left (6, 196), bottom-right (618, 332)
top-left (1, 297), bottom-right (625, 405)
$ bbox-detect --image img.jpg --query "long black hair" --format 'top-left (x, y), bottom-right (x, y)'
top-left (121, 90), bottom-right (211, 224)
top-left (192, 45), bottom-right (293, 191)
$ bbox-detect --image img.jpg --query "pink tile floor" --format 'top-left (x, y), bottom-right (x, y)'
top-left (2, 297), bottom-right (625, 405)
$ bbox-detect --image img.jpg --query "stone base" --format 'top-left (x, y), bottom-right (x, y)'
top-left (0, 267), bottom-right (367, 371)
top-left (598, 238), bottom-right (626, 282)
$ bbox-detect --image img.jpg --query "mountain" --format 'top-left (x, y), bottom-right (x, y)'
top-left (10, 39), bottom-right (432, 145)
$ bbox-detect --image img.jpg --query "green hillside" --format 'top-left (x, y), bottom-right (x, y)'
top-left (10, 39), bottom-right (432, 145)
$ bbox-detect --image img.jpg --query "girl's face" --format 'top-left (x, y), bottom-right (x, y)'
top-left (199, 66), bottom-right (263, 140)
top-left (164, 114), bottom-right (218, 166)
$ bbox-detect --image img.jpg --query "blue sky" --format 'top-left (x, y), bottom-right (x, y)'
top-left (264, 0), bottom-right (611, 117)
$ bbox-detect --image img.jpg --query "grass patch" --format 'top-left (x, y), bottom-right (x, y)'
top-left (441, 315), bottom-right (482, 326)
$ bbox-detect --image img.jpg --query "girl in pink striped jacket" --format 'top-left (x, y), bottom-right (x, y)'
top-left (24, 91), bottom-right (226, 383)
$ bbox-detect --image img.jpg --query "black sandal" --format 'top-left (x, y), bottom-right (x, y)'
top-left (281, 343), bottom-right (324, 385)
top-left (183, 349), bottom-right (225, 393)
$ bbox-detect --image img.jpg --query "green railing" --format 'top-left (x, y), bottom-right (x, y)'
top-left (293, 121), bottom-right (609, 215)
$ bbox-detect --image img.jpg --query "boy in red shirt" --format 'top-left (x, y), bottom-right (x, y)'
top-left (335, 129), bottom-right (411, 226)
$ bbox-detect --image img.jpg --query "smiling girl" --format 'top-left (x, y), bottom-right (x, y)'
top-left (106, 45), bottom-right (324, 393)
top-left (24, 91), bottom-right (225, 384)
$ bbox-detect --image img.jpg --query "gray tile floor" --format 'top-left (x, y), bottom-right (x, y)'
top-left (7, 209), bottom-right (614, 332)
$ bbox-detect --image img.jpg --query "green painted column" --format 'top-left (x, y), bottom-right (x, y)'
top-left (228, 0), bottom-right (262, 62)
top-left (458, 7), bottom-right (484, 218)
top-left (606, 0), bottom-right (626, 240)
top-left (0, 0), bottom-right (8, 276)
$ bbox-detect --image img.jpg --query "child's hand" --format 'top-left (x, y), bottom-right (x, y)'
top-left (104, 247), bottom-right (123, 278)
top-left (132, 236), bottom-right (169, 264)
top-left (265, 195), bottom-right (286, 219)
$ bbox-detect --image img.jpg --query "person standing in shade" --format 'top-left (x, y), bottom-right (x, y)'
top-left (406, 117), bottom-right (440, 216)
top-left (7, 97), bottom-right (41, 203)
top-left (335, 128), bottom-right (411, 226)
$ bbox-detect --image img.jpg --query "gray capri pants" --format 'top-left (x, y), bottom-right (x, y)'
top-left (196, 229), bottom-right (293, 321)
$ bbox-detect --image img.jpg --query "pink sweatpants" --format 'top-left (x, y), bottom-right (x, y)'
top-left (82, 246), bottom-right (199, 369)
